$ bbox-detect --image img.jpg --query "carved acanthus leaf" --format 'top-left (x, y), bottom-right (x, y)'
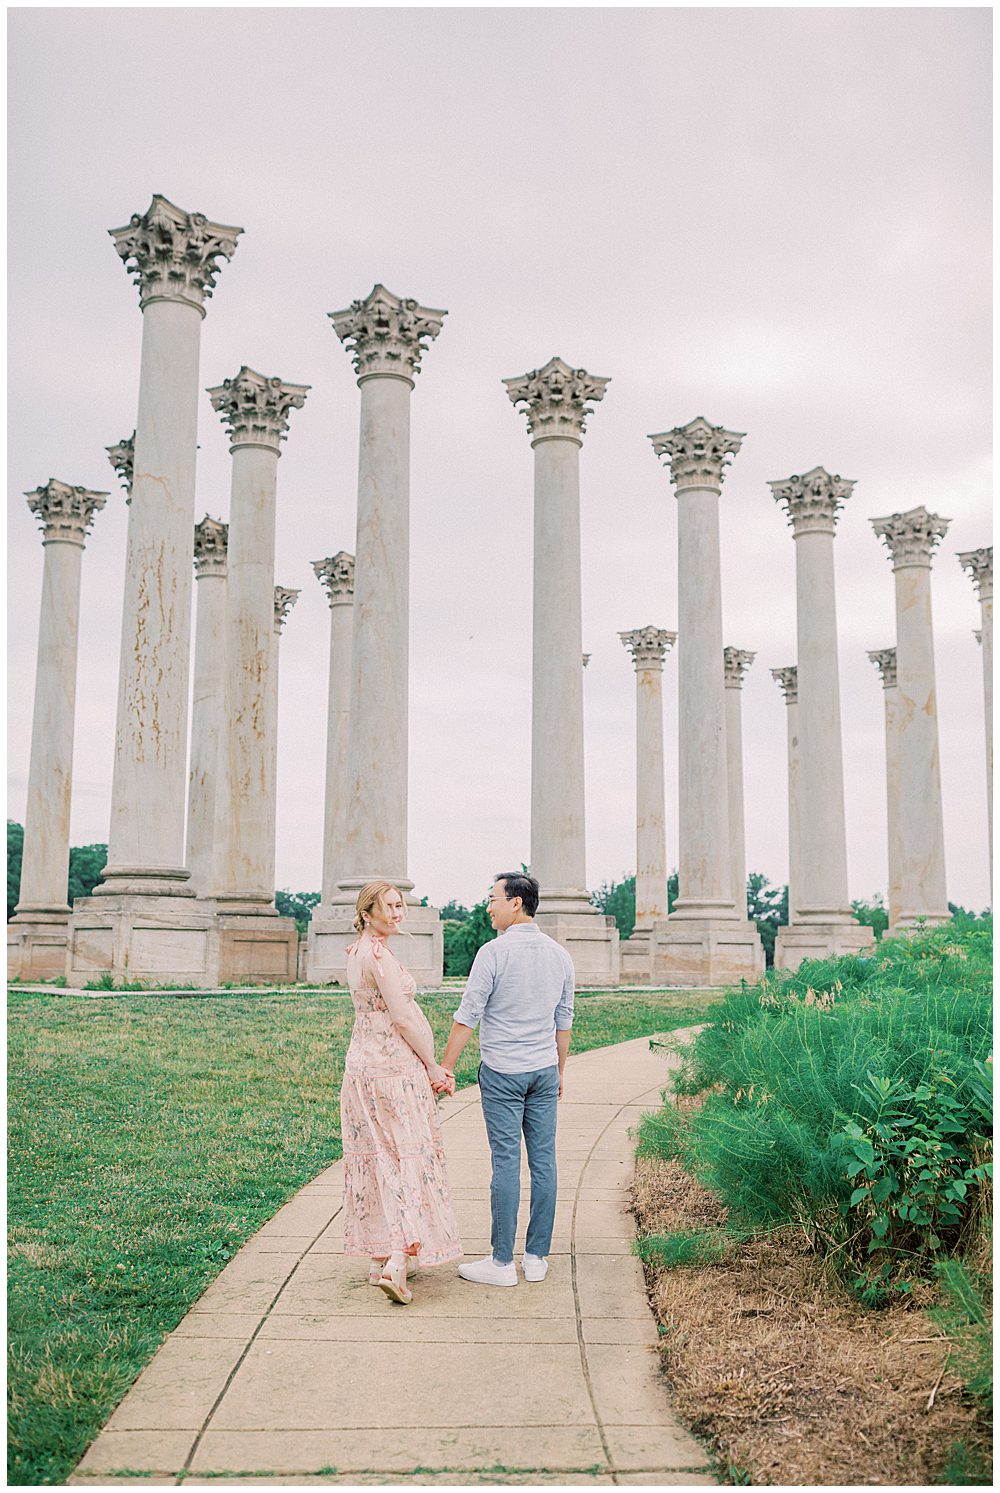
top-left (503, 356), bottom-right (610, 443)
top-left (110, 194), bottom-right (242, 312)
top-left (771, 665), bottom-right (798, 704)
top-left (208, 366), bottom-right (309, 451)
top-left (274, 586), bottom-right (300, 633)
top-left (619, 625), bottom-right (676, 669)
top-left (312, 551), bottom-right (356, 605)
top-left (25, 479), bottom-right (107, 545)
top-left (193, 514), bottom-right (228, 575)
top-left (106, 433), bottom-right (135, 502)
top-left (769, 466), bottom-right (855, 535)
top-left (648, 416), bottom-right (744, 492)
top-left (329, 284), bottom-right (446, 382)
top-left (867, 647), bottom-right (897, 690)
top-left (582, 653), bottom-right (591, 669)
top-left (957, 546), bottom-right (993, 603)
top-left (871, 506), bottom-right (951, 569)
top-left (723, 647), bottom-right (756, 686)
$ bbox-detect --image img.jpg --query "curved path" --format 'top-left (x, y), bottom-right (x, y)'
top-left (71, 1036), bottom-right (715, 1486)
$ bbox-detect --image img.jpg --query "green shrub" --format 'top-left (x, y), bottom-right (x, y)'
top-left (635, 1228), bottom-right (735, 1268)
top-left (928, 1257), bottom-right (992, 1404)
top-left (660, 925), bottom-right (992, 1296)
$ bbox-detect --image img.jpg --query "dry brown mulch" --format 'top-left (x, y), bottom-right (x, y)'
top-left (630, 1155), bottom-right (992, 1486)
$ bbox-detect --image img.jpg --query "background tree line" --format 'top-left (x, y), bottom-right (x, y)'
top-left (8, 822), bottom-right (988, 969)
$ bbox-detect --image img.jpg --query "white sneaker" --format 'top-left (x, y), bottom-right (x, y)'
top-left (522, 1252), bottom-right (549, 1283)
top-left (458, 1254), bottom-right (518, 1287)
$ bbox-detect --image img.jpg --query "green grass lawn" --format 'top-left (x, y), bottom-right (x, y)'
top-left (7, 987), bottom-right (720, 1485)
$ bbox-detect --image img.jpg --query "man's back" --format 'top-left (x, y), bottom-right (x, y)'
top-left (453, 921), bottom-right (575, 1074)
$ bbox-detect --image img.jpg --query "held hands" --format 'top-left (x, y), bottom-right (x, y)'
top-left (429, 1063), bottom-right (456, 1097)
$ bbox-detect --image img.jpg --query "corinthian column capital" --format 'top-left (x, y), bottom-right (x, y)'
top-left (25, 479), bottom-right (107, 546)
top-left (193, 514), bottom-right (228, 576)
top-left (109, 194), bottom-right (242, 315)
top-left (208, 366), bottom-right (310, 452)
top-left (274, 586), bottom-right (300, 633)
top-left (106, 432), bottom-right (135, 501)
top-left (313, 551), bottom-right (356, 606)
top-left (723, 647), bottom-right (756, 687)
top-left (619, 625), bottom-right (676, 670)
top-left (957, 546), bottom-right (993, 603)
top-left (648, 416), bottom-right (744, 493)
top-left (771, 665), bottom-right (798, 704)
top-left (871, 506), bottom-right (951, 569)
top-left (867, 647), bottom-right (897, 689)
top-left (503, 356), bottom-right (610, 445)
top-left (329, 283), bottom-right (446, 385)
top-left (769, 466), bottom-right (855, 536)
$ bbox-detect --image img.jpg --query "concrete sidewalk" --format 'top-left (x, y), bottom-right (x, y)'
top-left (70, 1036), bottom-right (715, 1487)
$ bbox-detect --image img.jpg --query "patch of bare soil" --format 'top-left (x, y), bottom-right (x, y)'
top-left (630, 1155), bottom-right (992, 1486)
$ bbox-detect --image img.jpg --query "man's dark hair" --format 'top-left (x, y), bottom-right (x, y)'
top-left (494, 871), bottom-right (539, 918)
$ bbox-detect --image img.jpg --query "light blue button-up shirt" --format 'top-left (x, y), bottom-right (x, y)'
top-left (453, 921), bottom-right (575, 1074)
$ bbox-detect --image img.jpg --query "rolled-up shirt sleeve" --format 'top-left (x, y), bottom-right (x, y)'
top-left (453, 943), bottom-right (496, 1029)
top-left (554, 964), bottom-right (575, 1030)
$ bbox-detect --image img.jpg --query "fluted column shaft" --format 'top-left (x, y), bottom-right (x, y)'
top-left (771, 668), bottom-right (800, 924)
top-left (872, 508), bottom-right (950, 927)
top-left (959, 548), bottom-right (992, 890)
top-left (868, 650), bottom-right (903, 928)
top-left (621, 629), bottom-right (674, 929)
top-left (315, 555), bottom-right (355, 905)
top-left (265, 588), bottom-right (299, 902)
top-left (723, 649), bottom-right (755, 916)
top-left (186, 519), bottom-right (228, 895)
top-left (16, 487), bottom-right (106, 913)
top-left (532, 436), bottom-right (587, 892)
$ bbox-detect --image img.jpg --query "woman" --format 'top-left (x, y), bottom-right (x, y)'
top-left (340, 881), bottom-right (463, 1304)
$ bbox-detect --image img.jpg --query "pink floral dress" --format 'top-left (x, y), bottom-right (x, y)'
top-left (340, 934), bottom-right (463, 1266)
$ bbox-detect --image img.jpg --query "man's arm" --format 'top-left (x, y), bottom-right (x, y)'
top-left (442, 1020), bottom-right (475, 1074)
top-left (556, 1027), bottom-right (571, 1099)
top-left (441, 942), bottom-right (497, 1082)
top-left (554, 959), bottom-right (574, 1099)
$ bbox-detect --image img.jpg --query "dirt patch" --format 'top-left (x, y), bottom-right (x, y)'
top-left (630, 1156), bottom-right (992, 1485)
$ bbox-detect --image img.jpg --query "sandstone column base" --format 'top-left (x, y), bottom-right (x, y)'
top-left (619, 928), bottom-right (653, 984)
top-left (8, 912), bottom-right (70, 982)
top-left (774, 919), bottom-right (875, 971)
top-left (534, 892), bottom-right (620, 988)
top-left (67, 895), bottom-right (219, 987)
top-left (306, 902), bottom-right (444, 988)
top-left (650, 916), bottom-right (764, 987)
top-left (888, 911), bottom-right (951, 937)
top-left (214, 912), bottom-right (299, 985)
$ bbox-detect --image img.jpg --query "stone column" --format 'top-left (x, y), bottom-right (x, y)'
top-left (771, 468), bottom-right (872, 968)
top-left (618, 626), bottom-right (675, 981)
top-left (957, 547), bottom-right (992, 891)
top-left (106, 433), bottom-right (134, 501)
top-left (504, 356), bottom-right (619, 985)
top-left (309, 286), bottom-right (446, 987)
top-left (313, 553), bottom-right (355, 907)
top-left (207, 367), bottom-right (308, 985)
top-left (186, 517), bottom-right (228, 897)
top-left (871, 506), bottom-right (951, 929)
top-left (69, 195), bottom-right (241, 987)
top-left (647, 417), bottom-right (763, 985)
top-left (771, 668), bottom-right (800, 928)
top-left (267, 584), bottom-right (300, 907)
top-left (867, 648), bottom-right (903, 930)
top-left (8, 481), bottom-right (107, 982)
top-left (723, 647), bottom-right (755, 918)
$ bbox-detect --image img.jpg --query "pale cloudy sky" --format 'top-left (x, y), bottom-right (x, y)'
top-left (7, 5), bottom-right (992, 912)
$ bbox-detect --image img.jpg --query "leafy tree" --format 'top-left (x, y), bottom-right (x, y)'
top-left (67, 844), bottom-right (107, 903)
top-left (852, 893), bottom-right (889, 941)
top-left (747, 871), bottom-right (788, 966)
top-left (275, 889), bottom-right (321, 935)
top-left (439, 899), bottom-right (470, 923)
top-left (443, 899), bottom-right (495, 977)
top-left (949, 900), bottom-right (992, 925)
top-left (592, 872), bottom-right (679, 940)
top-left (8, 821), bottom-right (23, 920)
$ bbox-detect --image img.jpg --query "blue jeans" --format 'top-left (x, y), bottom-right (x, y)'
top-left (478, 1061), bottom-right (559, 1265)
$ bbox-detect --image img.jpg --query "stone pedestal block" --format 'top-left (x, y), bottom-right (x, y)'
top-left (8, 916), bottom-right (70, 982)
top-left (215, 913), bottom-right (299, 986)
top-left (619, 929), bottom-right (653, 984)
top-left (774, 919), bottom-right (875, 972)
top-left (307, 902), bottom-right (444, 989)
top-left (66, 895), bottom-right (219, 987)
top-left (534, 905), bottom-right (620, 988)
top-left (650, 917), bottom-right (764, 988)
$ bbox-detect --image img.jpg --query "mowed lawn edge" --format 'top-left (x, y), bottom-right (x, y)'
top-left (7, 987), bottom-right (720, 1485)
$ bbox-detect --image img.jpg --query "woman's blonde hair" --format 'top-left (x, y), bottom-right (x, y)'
top-left (353, 881), bottom-right (400, 935)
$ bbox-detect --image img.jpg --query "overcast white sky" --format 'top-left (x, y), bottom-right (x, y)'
top-left (7, 5), bottom-right (992, 913)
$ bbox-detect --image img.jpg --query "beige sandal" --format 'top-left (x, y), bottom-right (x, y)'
top-left (376, 1260), bottom-right (413, 1305)
top-left (368, 1258), bottom-right (388, 1284)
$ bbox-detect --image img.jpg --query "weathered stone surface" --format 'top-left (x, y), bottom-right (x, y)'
top-left (868, 648), bottom-right (903, 927)
top-left (619, 627), bottom-right (676, 982)
top-left (723, 647), bottom-right (754, 917)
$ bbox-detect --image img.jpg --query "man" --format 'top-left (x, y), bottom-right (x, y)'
top-left (441, 871), bottom-right (575, 1286)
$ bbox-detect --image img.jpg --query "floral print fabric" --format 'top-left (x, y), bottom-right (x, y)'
top-left (340, 936), bottom-right (463, 1266)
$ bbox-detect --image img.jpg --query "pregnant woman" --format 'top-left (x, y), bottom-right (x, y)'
top-left (340, 881), bottom-right (463, 1303)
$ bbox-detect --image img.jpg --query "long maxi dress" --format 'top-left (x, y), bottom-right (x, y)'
top-left (340, 932), bottom-right (463, 1265)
